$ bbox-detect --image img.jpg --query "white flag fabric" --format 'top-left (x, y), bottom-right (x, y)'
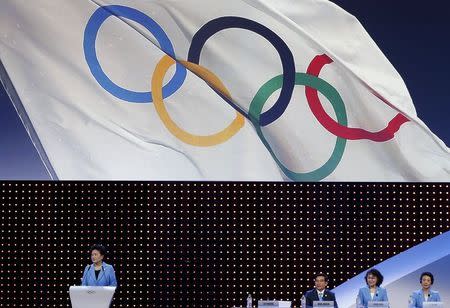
top-left (0, 0), bottom-right (449, 180)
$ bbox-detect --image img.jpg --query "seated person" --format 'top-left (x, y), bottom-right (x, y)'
top-left (303, 273), bottom-right (338, 308)
top-left (409, 272), bottom-right (441, 308)
top-left (357, 268), bottom-right (388, 308)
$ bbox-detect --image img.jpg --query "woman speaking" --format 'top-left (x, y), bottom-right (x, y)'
top-left (81, 244), bottom-right (117, 286)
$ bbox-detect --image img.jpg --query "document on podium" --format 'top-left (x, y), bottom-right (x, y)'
top-left (69, 286), bottom-right (116, 308)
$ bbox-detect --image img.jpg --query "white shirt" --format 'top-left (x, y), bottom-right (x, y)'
top-left (317, 290), bottom-right (325, 300)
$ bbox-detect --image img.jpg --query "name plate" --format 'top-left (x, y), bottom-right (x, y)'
top-left (368, 301), bottom-right (389, 308)
top-left (258, 300), bottom-right (291, 308)
top-left (423, 302), bottom-right (444, 308)
top-left (258, 301), bottom-right (278, 307)
top-left (313, 301), bottom-right (334, 307)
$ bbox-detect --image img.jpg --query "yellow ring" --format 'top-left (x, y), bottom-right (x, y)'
top-left (151, 55), bottom-right (245, 147)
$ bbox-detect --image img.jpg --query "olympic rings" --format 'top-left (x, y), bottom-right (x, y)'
top-left (306, 54), bottom-right (409, 142)
top-left (84, 5), bottom-right (186, 103)
top-left (187, 16), bottom-right (296, 127)
top-left (249, 72), bottom-right (347, 181)
top-left (84, 5), bottom-right (410, 179)
top-left (152, 55), bottom-right (245, 147)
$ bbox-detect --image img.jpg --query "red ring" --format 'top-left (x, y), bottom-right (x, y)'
top-left (305, 54), bottom-right (409, 142)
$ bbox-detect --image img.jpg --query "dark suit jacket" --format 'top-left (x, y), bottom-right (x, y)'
top-left (304, 289), bottom-right (338, 308)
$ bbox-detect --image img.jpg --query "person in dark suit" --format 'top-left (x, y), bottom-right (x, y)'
top-left (303, 273), bottom-right (339, 308)
top-left (81, 244), bottom-right (117, 287)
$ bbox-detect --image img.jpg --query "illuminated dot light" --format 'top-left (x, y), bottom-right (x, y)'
top-left (0, 182), bottom-right (448, 307)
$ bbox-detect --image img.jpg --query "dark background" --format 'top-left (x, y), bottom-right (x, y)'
top-left (0, 1), bottom-right (449, 179)
top-left (0, 182), bottom-right (448, 307)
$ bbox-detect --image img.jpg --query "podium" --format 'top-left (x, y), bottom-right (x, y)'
top-left (69, 286), bottom-right (116, 308)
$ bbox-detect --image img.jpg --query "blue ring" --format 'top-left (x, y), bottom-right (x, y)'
top-left (187, 16), bottom-right (296, 126)
top-left (83, 5), bottom-right (186, 103)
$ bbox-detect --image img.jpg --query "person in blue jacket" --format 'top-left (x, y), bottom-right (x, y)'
top-left (81, 244), bottom-right (117, 287)
top-left (409, 272), bottom-right (441, 308)
top-left (356, 268), bottom-right (388, 308)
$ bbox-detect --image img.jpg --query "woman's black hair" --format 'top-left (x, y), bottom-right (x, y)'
top-left (90, 244), bottom-right (107, 256)
top-left (420, 272), bottom-right (434, 284)
top-left (365, 268), bottom-right (383, 286)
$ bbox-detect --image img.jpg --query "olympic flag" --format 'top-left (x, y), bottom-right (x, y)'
top-left (0, 0), bottom-right (449, 180)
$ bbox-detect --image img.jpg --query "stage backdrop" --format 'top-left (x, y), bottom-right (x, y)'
top-left (0, 182), bottom-right (449, 307)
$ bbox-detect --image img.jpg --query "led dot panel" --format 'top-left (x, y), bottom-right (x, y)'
top-left (0, 182), bottom-right (449, 307)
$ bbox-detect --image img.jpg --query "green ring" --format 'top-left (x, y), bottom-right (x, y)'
top-left (248, 73), bottom-right (348, 181)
